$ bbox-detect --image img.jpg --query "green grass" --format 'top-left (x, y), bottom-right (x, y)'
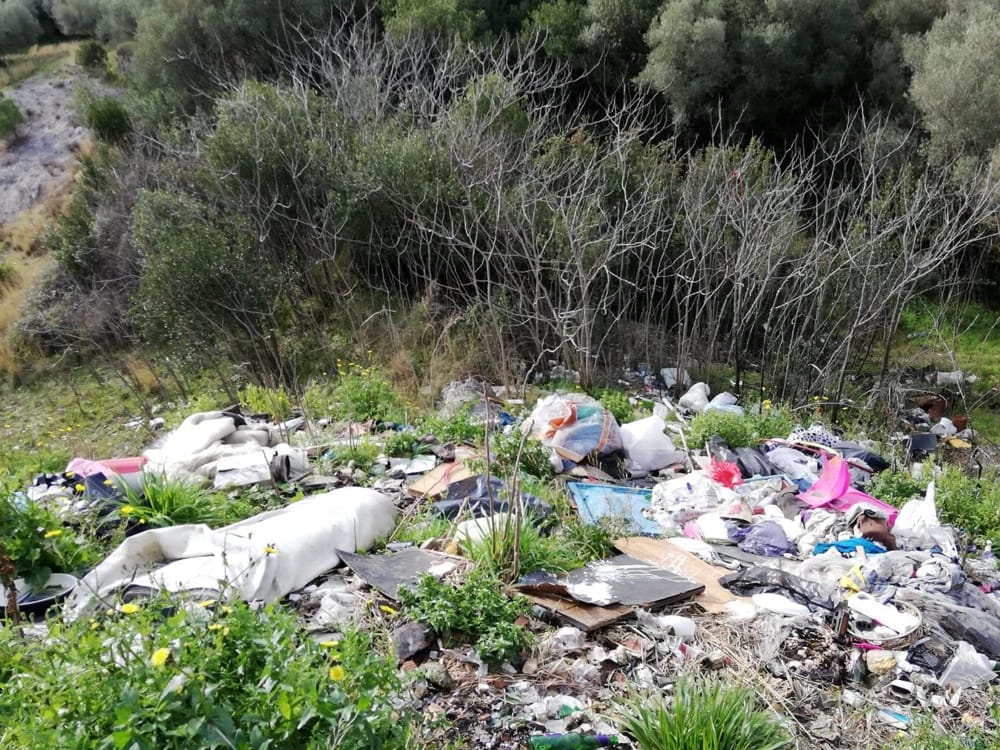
top-left (0, 41), bottom-right (79, 89)
top-left (619, 678), bottom-right (791, 750)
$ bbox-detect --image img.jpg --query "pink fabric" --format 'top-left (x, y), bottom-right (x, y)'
top-left (65, 457), bottom-right (115, 477)
top-left (797, 456), bottom-right (898, 525)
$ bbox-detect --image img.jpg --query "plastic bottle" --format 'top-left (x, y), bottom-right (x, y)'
top-left (529, 733), bottom-right (619, 749)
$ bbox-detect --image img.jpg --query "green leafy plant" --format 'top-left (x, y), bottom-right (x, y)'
top-left (76, 40), bottom-right (108, 71)
top-left (464, 512), bottom-right (584, 578)
top-left (82, 96), bottom-right (131, 142)
top-left (0, 490), bottom-right (99, 587)
top-left (935, 466), bottom-right (1000, 547)
top-left (746, 402), bottom-right (796, 442)
top-left (241, 382), bottom-right (293, 420)
top-left (596, 388), bottom-right (636, 424)
top-left (687, 410), bottom-right (755, 449)
top-left (619, 678), bottom-right (791, 750)
top-left (891, 710), bottom-right (998, 750)
top-left (382, 430), bottom-right (416, 457)
top-left (489, 430), bottom-right (555, 480)
top-left (398, 569), bottom-right (532, 664)
top-left (118, 473), bottom-right (239, 528)
top-left (333, 362), bottom-right (403, 423)
top-left (419, 402), bottom-right (485, 443)
top-left (0, 94), bottom-right (24, 139)
top-left (0, 597), bottom-right (416, 749)
top-left (869, 467), bottom-right (927, 508)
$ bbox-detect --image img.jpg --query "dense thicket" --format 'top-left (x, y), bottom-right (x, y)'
top-left (14, 0), bottom-right (1000, 400)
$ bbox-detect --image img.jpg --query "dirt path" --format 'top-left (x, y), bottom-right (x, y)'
top-left (0, 65), bottom-right (108, 228)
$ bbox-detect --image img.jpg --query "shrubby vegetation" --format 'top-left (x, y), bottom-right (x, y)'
top-left (0, 598), bottom-right (416, 749)
top-left (0, 0), bottom-right (996, 415)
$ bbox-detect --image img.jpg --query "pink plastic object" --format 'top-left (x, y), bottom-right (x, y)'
top-left (797, 456), bottom-right (898, 525)
top-left (65, 457), bottom-right (114, 477)
top-left (97, 456), bottom-right (148, 474)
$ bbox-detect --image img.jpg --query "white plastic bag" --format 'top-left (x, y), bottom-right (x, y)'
top-left (678, 383), bottom-right (711, 413)
top-left (651, 473), bottom-right (720, 514)
top-left (620, 415), bottom-right (686, 472)
top-left (940, 641), bottom-right (996, 690)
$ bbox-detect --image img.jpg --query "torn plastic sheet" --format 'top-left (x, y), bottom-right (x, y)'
top-left (432, 474), bottom-right (551, 520)
top-left (719, 565), bottom-right (838, 611)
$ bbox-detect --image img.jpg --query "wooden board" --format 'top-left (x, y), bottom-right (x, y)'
top-left (406, 461), bottom-right (475, 498)
top-left (524, 592), bottom-right (635, 632)
top-left (613, 537), bottom-right (744, 614)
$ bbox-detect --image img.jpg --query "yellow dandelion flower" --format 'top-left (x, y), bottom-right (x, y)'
top-left (208, 623), bottom-right (223, 631)
top-left (379, 604), bottom-right (397, 615)
top-left (139, 518), bottom-right (146, 525)
top-left (66, 471), bottom-right (76, 478)
top-left (120, 603), bottom-right (139, 615)
top-left (198, 599), bottom-right (217, 608)
top-left (151, 647), bottom-right (171, 668)
top-left (43, 529), bottom-right (63, 539)
top-left (74, 484), bottom-right (86, 493)
top-left (120, 505), bottom-right (135, 516)
top-left (221, 606), bottom-right (233, 615)
top-left (762, 399), bottom-right (773, 410)
top-left (105, 608), bottom-right (115, 616)
top-left (264, 544), bottom-right (278, 555)
top-left (103, 479), bottom-right (113, 486)
top-left (329, 665), bottom-right (346, 681)
top-left (319, 640), bottom-right (340, 649)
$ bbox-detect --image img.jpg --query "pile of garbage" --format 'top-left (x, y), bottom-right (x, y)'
top-left (9, 378), bottom-right (1000, 748)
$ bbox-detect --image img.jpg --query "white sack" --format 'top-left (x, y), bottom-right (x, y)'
top-left (620, 416), bottom-right (686, 472)
top-left (65, 487), bottom-right (397, 620)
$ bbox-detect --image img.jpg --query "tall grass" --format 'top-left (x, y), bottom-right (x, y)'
top-left (619, 678), bottom-right (790, 750)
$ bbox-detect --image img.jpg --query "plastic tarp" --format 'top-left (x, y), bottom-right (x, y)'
top-left (65, 487), bottom-right (397, 620)
top-left (567, 482), bottom-right (660, 536)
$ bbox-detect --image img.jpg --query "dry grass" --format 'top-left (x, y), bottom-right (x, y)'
top-left (0, 42), bottom-right (79, 89)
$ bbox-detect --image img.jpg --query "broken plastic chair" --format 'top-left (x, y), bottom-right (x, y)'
top-left (797, 456), bottom-right (898, 525)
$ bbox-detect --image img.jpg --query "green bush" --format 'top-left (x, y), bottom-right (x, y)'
top-left (398, 569), bottom-right (532, 664)
top-left (619, 678), bottom-right (790, 750)
top-left (687, 410), bottom-right (755, 449)
top-left (82, 95), bottom-right (131, 142)
top-left (0, 489), bottom-right (99, 588)
top-left (419, 402), bottom-right (485, 443)
top-left (332, 362), bottom-right (403, 423)
top-left (0, 94), bottom-right (24, 140)
top-left (0, 598), bottom-right (416, 749)
top-left (382, 430), bottom-right (416, 457)
top-left (869, 468), bottom-right (926, 508)
top-left (488, 430), bottom-right (555, 480)
top-left (596, 388), bottom-right (636, 425)
top-left (241, 383), bottom-right (293, 420)
top-left (76, 40), bottom-right (108, 71)
top-left (935, 466), bottom-right (1000, 547)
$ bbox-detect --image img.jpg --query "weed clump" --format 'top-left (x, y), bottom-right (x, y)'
top-left (398, 569), bottom-right (532, 664)
top-left (619, 678), bottom-right (790, 750)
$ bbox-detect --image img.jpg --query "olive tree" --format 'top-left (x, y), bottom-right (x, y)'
top-left (906, 0), bottom-right (1000, 164)
top-left (0, 0), bottom-right (41, 58)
